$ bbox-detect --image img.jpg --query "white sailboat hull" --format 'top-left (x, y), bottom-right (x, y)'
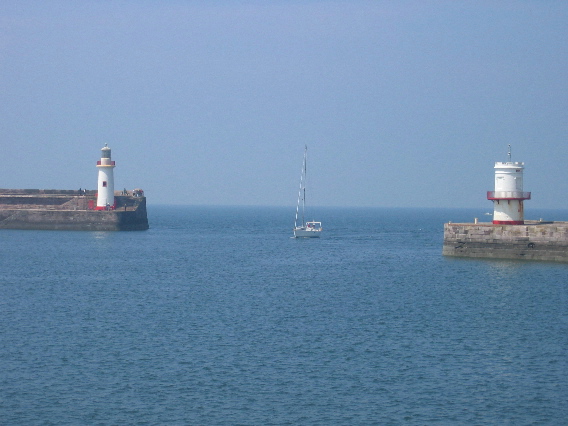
top-left (293, 228), bottom-right (322, 238)
top-left (293, 221), bottom-right (322, 238)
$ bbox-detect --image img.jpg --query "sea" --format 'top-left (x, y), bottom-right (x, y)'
top-left (1, 206), bottom-right (567, 425)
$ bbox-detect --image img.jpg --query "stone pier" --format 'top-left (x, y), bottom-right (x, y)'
top-left (443, 221), bottom-right (568, 262)
top-left (0, 189), bottom-right (149, 231)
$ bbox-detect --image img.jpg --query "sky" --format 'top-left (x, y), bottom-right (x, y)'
top-left (1, 1), bottom-right (567, 209)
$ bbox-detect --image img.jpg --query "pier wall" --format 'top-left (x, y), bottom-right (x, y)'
top-left (0, 191), bottom-right (148, 231)
top-left (443, 221), bottom-right (568, 262)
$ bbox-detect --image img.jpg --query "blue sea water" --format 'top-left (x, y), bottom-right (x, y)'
top-left (1, 206), bottom-right (567, 425)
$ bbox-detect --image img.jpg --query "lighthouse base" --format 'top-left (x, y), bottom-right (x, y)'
top-left (443, 221), bottom-right (568, 263)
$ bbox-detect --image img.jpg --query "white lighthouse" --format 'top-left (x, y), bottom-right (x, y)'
top-left (96, 144), bottom-right (116, 210)
top-left (487, 146), bottom-right (531, 225)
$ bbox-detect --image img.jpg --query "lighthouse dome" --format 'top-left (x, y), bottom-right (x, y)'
top-left (101, 144), bottom-right (111, 158)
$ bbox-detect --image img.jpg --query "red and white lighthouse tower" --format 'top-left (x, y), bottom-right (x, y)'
top-left (487, 146), bottom-right (531, 225)
top-left (96, 144), bottom-right (116, 210)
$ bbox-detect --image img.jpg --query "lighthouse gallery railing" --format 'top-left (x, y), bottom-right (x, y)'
top-left (487, 191), bottom-right (531, 200)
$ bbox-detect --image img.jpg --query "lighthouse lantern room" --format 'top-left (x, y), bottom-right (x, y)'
top-left (96, 144), bottom-right (116, 210)
top-left (487, 145), bottom-right (531, 225)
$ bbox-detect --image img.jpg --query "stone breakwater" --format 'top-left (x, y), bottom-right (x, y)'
top-left (0, 190), bottom-right (148, 231)
top-left (443, 221), bottom-right (568, 262)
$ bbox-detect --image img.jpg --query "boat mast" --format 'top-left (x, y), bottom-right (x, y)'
top-left (294, 146), bottom-right (307, 229)
top-left (302, 146), bottom-right (307, 227)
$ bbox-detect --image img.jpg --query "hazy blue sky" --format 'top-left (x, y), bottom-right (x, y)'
top-left (1, 1), bottom-right (567, 209)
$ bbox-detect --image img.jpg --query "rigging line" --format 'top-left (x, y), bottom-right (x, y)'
top-left (294, 172), bottom-right (302, 228)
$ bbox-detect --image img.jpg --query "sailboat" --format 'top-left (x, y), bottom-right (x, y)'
top-left (293, 145), bottom-right (322, 238)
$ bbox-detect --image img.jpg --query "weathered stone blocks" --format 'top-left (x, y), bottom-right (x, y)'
top-left (443, 222), bottom-right (568, 262)
top-left (0, 193), bottom-right (148, 231)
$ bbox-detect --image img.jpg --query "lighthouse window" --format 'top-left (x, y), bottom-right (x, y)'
top-left (102, 181), bottom-right (107, 187)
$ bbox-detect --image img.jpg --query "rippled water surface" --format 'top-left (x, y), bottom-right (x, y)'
top-left (1, 206), bottom-right (567, 424)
